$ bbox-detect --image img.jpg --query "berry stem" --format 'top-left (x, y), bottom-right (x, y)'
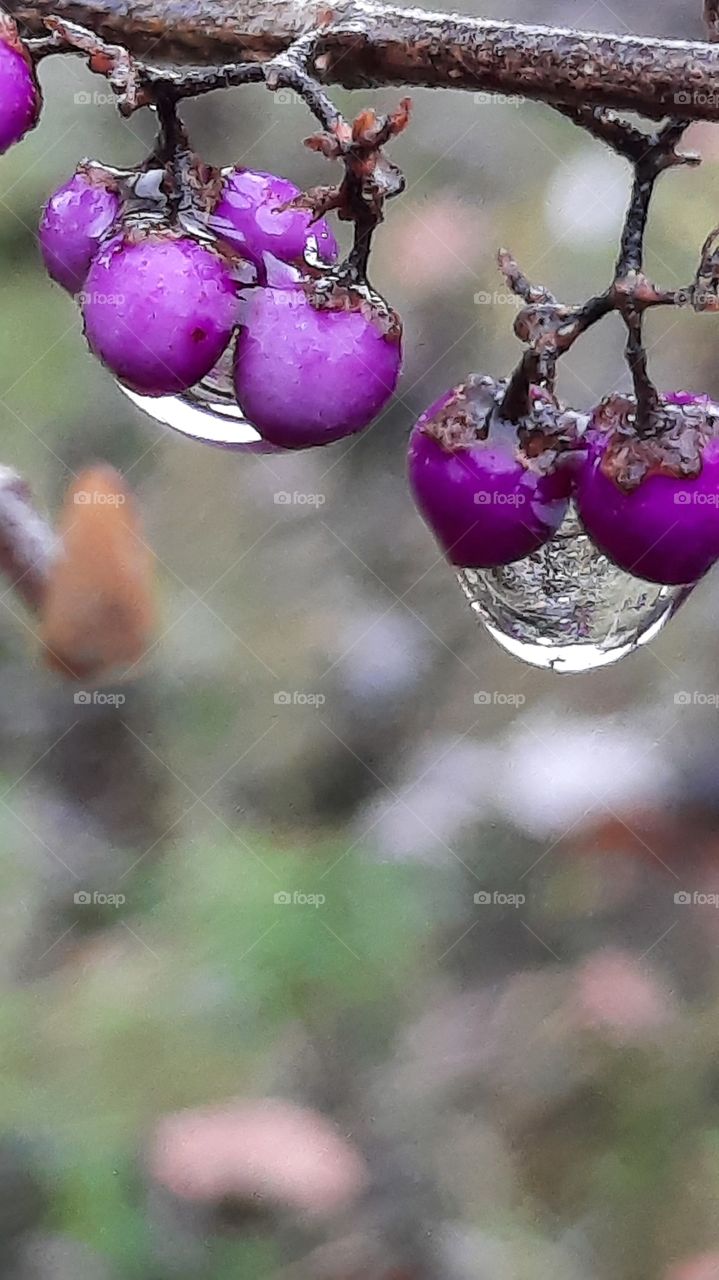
top-left (32, 14), bottom-right (399, 284)
top-left (263, 34), bottom-right (342, 131)
top-left (624, 310), bottom-right (660, 424)
top-left (613, 120), bottom-right (692, 430)
top-left (500, 115), bottom-right (698, 434)
top-left (499, 350), bottom-right (552, 424)
top-left (154, 94), bottom-right (186, 161)
top-left (39, 16), bottom-right (266, 115)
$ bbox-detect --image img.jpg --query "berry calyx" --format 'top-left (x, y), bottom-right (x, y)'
top-left (82, 230), bottom-right (240, 397)
top-left (407, 376), bottom-right (575, 568)
top-left (233, 278), bottom-right (402, 449)
top-left (0, 19), bottom-right (41, 155)
top-left (575, 392), bottom-right (719, 585)
top-left (210, 168), bottom-right (338, 274)
top-left (40, 167), bottom-right (121, 295)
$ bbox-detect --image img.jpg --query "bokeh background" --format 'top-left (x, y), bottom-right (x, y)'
top-left (2, 0), bottom-right (719, 1277)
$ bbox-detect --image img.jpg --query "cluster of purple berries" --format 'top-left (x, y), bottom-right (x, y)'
top-left (408, 380), bottom-right (719, 587)
top-left (38, 162), bottom-right (402, 450)
top-left (10, 13), bottom-right (711, 593)
top-left (0, 18), bottom-right (41, 155)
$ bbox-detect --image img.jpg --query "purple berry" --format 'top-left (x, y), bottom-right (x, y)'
top-left (40, 169), bottom-right (121, 294)
top-left (82, 231), bottom-right (239, 397)
top-left (211, 168), bottom-right (338, 273)
top-left (407, 377), bottom-right (573, 568)
top-left (575, 392), bottom-right (719, 585)
top-left (233, 282), bottom-right (402, 448)
top-left (0, 24), bottom-right (41, 154)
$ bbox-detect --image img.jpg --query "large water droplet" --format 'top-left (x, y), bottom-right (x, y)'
top-left (457, 506), bottom-right (693, 673)
top-left (117, 349), bottom-right (282, 452)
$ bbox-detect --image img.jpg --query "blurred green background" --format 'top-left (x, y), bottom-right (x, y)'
top-left (2, 1), bottom-right (719, 1277)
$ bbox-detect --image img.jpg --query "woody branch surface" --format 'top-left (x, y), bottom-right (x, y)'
top-left (8, 0), bottom-right (719, 121)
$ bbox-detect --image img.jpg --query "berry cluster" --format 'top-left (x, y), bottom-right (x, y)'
top-left (39, 156), bottom-right (402, 450)
top-left (12, 7), bottom-right (719, 598)
top-left (0, 17), bottom-right (41, 155)
top-left (408, 381), bottom-right (719, 588)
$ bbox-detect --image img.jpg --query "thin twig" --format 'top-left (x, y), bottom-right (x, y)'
top-left (498, 113), bottom-right (698, 428)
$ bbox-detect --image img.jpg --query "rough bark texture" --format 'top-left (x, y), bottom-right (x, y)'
top-left (8, 0), bottom-right (719, 121)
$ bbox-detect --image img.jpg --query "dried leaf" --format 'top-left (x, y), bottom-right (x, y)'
top-left (39, 466), bottom-right (155, 682)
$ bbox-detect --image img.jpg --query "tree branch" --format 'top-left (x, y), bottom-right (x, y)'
top-left (0, 470), bottom-right (56, 613)
top-left (8, 0), bottom-right (719, 122)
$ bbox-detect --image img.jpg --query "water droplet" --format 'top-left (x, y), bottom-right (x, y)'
top-left (457, 506), bottom-right (693, 673)
top-left (117, 349), bottom-right (282, 452)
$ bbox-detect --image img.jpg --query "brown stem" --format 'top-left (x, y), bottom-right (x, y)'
top-left (499, 113), bottom-right (696, 428)
top-left (9, 0), bottom-right (719, 122)
top-left (624, 310), bottom-right (658, 422)
top-left (264, 34), bottom-right (342, 130)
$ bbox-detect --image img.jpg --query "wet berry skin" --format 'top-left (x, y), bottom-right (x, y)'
top-left (82, 232), bottom-right (239, 397)
top-left (0, 30), bottom-right (41, 154)
top-left (211, 168), bottom-right (338, 273)
top-left (407, 381), bottom-right (573, 568)
top-left (576, 393), bottom-right (719, 585)
top-left (40, 170), bottom-right (121, 294)
top-left (233, 284), bottom-right (402, 449)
